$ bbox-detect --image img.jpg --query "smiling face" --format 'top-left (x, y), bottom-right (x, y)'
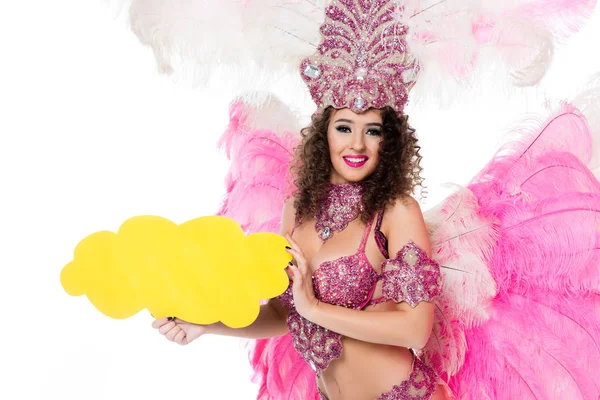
top-left (327, 108), bottom-right (383, 184)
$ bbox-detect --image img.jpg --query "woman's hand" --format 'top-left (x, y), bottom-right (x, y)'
top-left (151, 317), bottom-right (208, 345)
top-left (285, 234), bottom-right (320, 320)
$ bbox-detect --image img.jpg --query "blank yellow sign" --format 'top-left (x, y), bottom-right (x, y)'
top-left (61, 216), bottom-right (291, 328)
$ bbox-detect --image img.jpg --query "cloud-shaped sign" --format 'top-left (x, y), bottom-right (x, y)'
top-left (61, 216), bottom-right (291, 328)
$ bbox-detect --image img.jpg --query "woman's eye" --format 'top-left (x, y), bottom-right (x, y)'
top-left (336, 126), bottom-right (351, 133)
top-left (367, 129), bottom-right (381, 136)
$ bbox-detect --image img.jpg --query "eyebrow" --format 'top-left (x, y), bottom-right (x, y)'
top-left (334, 118), bottom-right (383, 127)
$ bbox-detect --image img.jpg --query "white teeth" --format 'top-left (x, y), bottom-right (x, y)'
top-left (345, 157), bottom-right (366, 163)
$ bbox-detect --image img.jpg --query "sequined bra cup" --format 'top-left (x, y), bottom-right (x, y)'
top-left (278, 215), bottom-right (442, 375)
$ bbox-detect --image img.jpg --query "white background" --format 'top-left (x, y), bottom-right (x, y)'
top-left (1, 1), bottom-right (600, 399)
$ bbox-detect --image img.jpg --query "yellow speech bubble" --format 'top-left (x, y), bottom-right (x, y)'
top-left (61, 216), bottom-right (291, 328)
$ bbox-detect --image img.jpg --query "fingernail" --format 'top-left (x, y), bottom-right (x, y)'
top-left (285, 246), bottom-right (291, 250)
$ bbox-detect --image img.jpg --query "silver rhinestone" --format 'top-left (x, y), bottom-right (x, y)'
top-left (322, 227), bottom-right (331, 239)
top-left (355, 67), bottom-right (368, 81)
top-left (304, 64), bottom-right (321, 79)
top-left (354, 97), bottom-right (365, 109)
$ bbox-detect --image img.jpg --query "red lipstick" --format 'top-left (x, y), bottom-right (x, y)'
top-left (343, 155), bottom-right (369, 168)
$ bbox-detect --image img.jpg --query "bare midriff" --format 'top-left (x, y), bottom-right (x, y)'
top-left (316, 301), bottom-right (415, 400)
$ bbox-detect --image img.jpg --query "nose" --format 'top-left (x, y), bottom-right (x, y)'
top-left (350, 132), bottom-right (366, 152)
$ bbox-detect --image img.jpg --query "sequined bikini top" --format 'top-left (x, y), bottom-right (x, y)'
top-left (314, 217), bottom-right (382, 308)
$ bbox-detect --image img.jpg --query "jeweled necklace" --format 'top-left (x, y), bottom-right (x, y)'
top-left (315, 183), bottom-right (364, 241)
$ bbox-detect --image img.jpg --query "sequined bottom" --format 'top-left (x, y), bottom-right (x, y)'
top-left (318, 352), bottom-right (438, 400)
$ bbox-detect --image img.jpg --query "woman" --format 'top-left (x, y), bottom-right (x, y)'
top-left (150, 0), bottom-right (600, 398)
top-left (153, 104), bottom-right (452, 400)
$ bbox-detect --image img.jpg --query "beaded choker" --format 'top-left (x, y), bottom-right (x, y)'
top-left (315, 183), bottom-right (364, 241)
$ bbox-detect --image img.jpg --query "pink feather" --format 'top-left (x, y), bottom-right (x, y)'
top-left (246, 336), bottom-right (319, 400)
top-left (484, 193), bottom-right (600, 296)
top-left (452, 292), bottom-right (600, 399)
top-left (469, 102), bottom-right (592, 196)
top-left (425, 99), bottom-right (600, 400)
top-left (217, 100), bottom-right (317, 399)
top-left (217, 101), bottom-right (299, 234)
top-left (420, 298), bottom-right (468, 381)
top-left (467, 102), bottom-right (600, 296)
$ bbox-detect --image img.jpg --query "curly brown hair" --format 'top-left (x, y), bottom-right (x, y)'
top-left (292, 106), bottom-right (425, 223)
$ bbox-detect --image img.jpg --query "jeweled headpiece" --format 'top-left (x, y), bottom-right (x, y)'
top-left (300, 0), bottom-right (419, 114)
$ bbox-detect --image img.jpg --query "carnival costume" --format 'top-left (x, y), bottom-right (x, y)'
top-left (279, 185), bottom-right (444, 399)
top-left (105, 0), bottom-right (600, 398)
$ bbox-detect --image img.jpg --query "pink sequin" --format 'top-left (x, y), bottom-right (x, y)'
top-left (381, 241), bottom-right (442, 308)
top-left (287, 307), bottom-right (343, 374)
top-left (374, 353), bottom-right (439, 400)
top-left (313, 252), bottom-right (379, 309)
top-left (314, 183), bottom-right (363, 241)
top-left (300, 0), bottom-right (420, 114)
top-left (279, 216), bottom-right (377, 374)
top-left (278, 283), bottom-right (343, 373)
top-left (277, 235), bottom-right (442, 376)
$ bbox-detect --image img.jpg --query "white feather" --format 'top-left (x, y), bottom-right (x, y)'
top-left (572, 73), bottom-right (600, 176)
top-left (425, 185), bottom-right (498, 326)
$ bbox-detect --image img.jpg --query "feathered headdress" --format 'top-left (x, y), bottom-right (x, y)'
top-left (112, 0), bottom-right (596, 111)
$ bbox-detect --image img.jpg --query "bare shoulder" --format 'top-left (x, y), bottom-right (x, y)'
top-left (283, 197), bottom-right (296, 214)
top-left (382, 195), bottom-right (431, 256)
top-left (384, 195), bottom-right (423, 225)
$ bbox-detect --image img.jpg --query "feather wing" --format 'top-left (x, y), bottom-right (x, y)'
top-left (217, 96), bottom-right (318, 399)
top-left (454, 292), bottom-right (600, 399)
top-left (426, 92), bottom-right (600, 397)
top-left (217, 97), bottom-right (301, 233)
top-left (247, 335), bottom-right (320, 400)
top-left (421, 185), bottom-right (498, 379)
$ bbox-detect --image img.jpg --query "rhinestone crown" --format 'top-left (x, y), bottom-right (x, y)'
top-left (300, 0), bottom-right (419, 114)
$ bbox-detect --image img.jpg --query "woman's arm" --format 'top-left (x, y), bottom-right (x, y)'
top-left (205, 198), bottom-right (298, 339)
top-left (301, 197), bottom-right (436, 349)
top-left (204, 298), bottom-right (290, 339)
top-left (305, 301), bottom-right (433, 348)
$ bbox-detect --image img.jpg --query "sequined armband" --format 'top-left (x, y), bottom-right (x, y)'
top-left (277, 281), bottom-right (294, 309)
top-left (381, 241), bottom-right (442, 308)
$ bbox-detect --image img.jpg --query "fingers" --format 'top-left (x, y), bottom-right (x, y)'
top-left (165, 325), bottom-right (180, 341)
top-left (287, 262), bottom-right (306, 287)
top-left (285, 234), bottom-right (308, 274)
top-left (156, 320), bottom-right (188, 345)
top-left (152, 317), bottom-right (171, 329)
top-left (287, 262), bottom-right (300, 281)
top-left (285, 263), bottom-right (294, 281)
top-left (285, 233), bottom-right (300, 248)
top-left (173, 329), bottom-right (187, 345)
top-left (158, 321), bottom-right (176, 335)
top-left (286, 250), bottom-right (308, 276)
top-left (285, 234), bottom-right (304, 259)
